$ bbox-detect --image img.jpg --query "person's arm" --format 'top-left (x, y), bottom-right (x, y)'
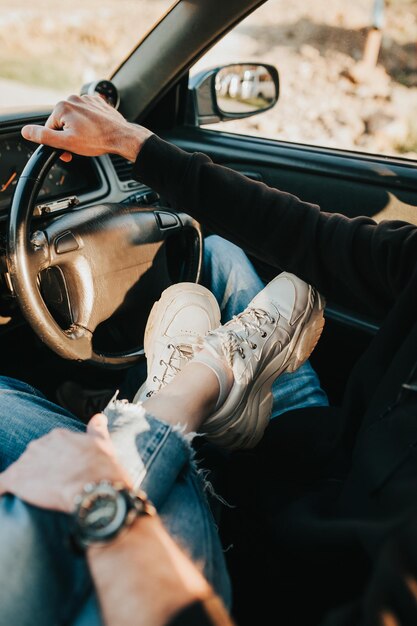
top-left (87, 514), bottom-right (233, 626)
top-left (0, 414), bottom-right (233, 626)
top-left (22, 94), bottom-right (417, 318)
top-left (132, 135), bottom-right (417, 319)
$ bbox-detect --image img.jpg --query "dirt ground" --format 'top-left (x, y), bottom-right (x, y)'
top-left (0, 0), bottom-right (171, 93)
top-left (199, 0), bottom-right (417, 158)
top-left (1, 0), bottom-right (417, 159)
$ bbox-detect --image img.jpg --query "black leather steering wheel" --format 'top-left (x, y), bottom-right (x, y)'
top-left (7, 145), bottom-right (202, 367)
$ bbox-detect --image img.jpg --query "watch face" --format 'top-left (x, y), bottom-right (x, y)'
top-left (77, 483), bottom-right (128, 542)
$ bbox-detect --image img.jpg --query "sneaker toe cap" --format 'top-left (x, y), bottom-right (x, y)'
top-left (254, 273), bottom-right (308, 323)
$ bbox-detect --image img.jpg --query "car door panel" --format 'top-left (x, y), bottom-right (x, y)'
top-left (164, 127), bottom-right (417, 220)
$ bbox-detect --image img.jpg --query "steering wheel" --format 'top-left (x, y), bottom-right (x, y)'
top-left (7, 145), bottom-right (202, 367)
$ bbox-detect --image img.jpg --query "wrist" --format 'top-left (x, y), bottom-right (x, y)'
top-left (87, 510), bottom-right (158, 556)
top-left (116, 122), bottom-right (153, 162)
top-left (87, 514), bottom-right (213, 626)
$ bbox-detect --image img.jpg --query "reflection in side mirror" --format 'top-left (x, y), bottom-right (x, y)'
top-left (188, 62), bottom-right (279, 126)
top-left (215, 64), bottom-right (277, 116)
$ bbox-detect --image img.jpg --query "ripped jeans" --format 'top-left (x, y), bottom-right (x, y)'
top-left (0, 380), bottom-right (231, 626)
top-left (0, 236), bottom-right (328, 626)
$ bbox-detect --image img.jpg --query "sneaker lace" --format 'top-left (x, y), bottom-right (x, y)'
top-left (146, 343), bottom-right (194, 397)
top-left (211, 308), bottom-right (276, 368)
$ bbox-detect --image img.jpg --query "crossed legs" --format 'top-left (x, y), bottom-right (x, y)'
top-left (0, 236), bottom-right (328, 624)
top-left (203, 236), bottom-right (328, 419)
top-left (144, 235), bottom-right (328, 437)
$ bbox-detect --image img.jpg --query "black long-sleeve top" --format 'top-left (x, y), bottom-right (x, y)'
top-left (133, 135), bottom-right (417, 626)
top-left (133, 135), bottom-right (417, 449)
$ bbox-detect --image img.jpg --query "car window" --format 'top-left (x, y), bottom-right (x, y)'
top-left (192, 0), bottom-right (417, 161)
top-left (0, 0), bottom-right (175, 112)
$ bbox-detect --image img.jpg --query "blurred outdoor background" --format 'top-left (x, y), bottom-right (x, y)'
top-left (1, 0), bottom-right (417, 159)
top-left (0, 0), bottom-right (173, 106)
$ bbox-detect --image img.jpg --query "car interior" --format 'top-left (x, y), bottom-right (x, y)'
top-left (1, 0), bottom-right (417, 622)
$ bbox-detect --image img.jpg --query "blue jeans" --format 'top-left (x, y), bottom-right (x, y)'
top-left (0, 379), bottom-right (231, 626)
top-left (0, 236), bottom-right (328, 625)
top-left (203, 236), bottom-right (328, 417)
top-left (123, 235), bottom-right (329, 412)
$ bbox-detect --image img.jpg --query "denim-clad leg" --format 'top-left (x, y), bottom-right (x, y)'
top-left (122, 235), bottom-right (328, 410)
top-left (202, 235), bottom-right (329, 416)
top-left (0, 377), bottom-right (231, 626)
top-left (0, 237), bottom-right (327, 625)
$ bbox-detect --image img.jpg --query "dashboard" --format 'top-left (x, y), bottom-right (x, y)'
top-left (0, 134), bottom-right (102, 213)
top-left (0, 82), bottom-right (125, 216)
top-left (0, 81), bottom-right (127, 214)
top-left (0, 112), bottom-right (159, 221)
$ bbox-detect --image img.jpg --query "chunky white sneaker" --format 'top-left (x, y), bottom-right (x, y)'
top-left (133, 283), bottom-right (221, 403)
top-left (197, 272), bottom-right (325, 450)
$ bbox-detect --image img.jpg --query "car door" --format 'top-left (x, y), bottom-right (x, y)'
top-left (152, 0), bottom-right (417, 405)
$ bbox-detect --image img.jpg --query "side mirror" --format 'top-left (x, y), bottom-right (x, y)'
top-left (188, 63), bottom-right (279, 126)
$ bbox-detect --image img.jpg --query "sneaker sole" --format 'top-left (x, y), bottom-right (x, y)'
top-left (133, 283), bottom-right (221, 403)
top-left (204, 287), bottom-right (325, 449)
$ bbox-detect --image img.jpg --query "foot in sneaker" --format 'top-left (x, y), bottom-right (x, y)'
top-left (133, 282), bottom-right (221, 403)
top-left (193, 272), bottom-right (325, 450)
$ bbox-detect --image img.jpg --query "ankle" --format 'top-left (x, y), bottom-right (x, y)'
top-left (142, 362), bottom-right (225, 432)
top-left (191, 347), bottom-right (234, 412)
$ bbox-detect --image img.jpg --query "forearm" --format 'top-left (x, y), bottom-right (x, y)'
top-left (87, 515), bottom-right (230, 626)
top-left (22, 92), bottom-right (417, 318)
top-left (133, 135), bottom-right (417, 318)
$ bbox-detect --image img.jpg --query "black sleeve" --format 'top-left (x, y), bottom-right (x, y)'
top-left (132, 134), bottom-right (417, 319)
top-left (166, 597), bottom-right (235, 626)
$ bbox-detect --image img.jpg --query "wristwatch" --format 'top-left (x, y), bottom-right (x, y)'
top-left (71, 480), bottom-right (156, 549)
